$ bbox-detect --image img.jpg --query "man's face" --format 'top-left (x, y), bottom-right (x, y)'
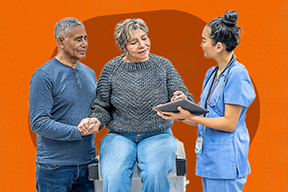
top-left (61, 25), bottom-right (88, 61)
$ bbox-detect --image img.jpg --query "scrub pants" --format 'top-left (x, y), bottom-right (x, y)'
top-left (202, 177), bottom-right (247, 192)
top-left (99, 129), bottom-right (177, 192)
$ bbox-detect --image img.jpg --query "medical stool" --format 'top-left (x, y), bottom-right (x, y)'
top-left (88, 140), bottom-right (189, 192)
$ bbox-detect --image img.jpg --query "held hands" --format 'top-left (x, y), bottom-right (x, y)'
top-left (77, 117), bottom-right (100, 136)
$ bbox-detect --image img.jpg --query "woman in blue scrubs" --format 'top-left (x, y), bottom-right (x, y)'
top-left (157, 10), bottom-right (256, 192)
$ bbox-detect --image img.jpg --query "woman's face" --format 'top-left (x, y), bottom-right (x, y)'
top-left (125, 29), bottom-right (150, 63)
top-left (201, 26), bottom-right (217, 59)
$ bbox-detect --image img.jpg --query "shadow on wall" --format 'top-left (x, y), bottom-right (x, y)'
top-left (28, 10), bottom-right (260, 191)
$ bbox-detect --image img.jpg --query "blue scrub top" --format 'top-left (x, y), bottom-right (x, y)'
top-left (196, 55), bottom-right (256, 179)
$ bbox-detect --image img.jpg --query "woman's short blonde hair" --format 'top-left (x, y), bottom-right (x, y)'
top-left (114, 18), bottom-right (149, 53)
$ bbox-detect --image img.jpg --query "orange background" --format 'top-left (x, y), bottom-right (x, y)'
top-left (0, 0), bottom-right (287, 191)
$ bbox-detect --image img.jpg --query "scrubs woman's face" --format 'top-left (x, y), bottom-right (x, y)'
top-left (125, 29), bottom-right (150, 63)
top-left (201, 26), bottom-right (217, 59)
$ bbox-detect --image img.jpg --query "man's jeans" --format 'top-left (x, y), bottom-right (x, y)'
top-left (99, 129), bottom-right (178, 192)
top-left (36, 162), bottom-right (94, 192)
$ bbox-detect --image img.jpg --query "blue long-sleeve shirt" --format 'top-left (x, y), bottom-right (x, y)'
top-left (29, 58), bottom-right (97, 165)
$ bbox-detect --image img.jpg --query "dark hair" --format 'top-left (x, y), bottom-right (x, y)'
top-left (207, 10), bottom-right (241, 52)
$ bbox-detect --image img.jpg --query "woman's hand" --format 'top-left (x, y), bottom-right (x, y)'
top-left (77, 117), bottom-right (101, 136)
top-left (156, 106), bottom-right (193, 120)
top-left (171, 91), bottom-right (187, 101)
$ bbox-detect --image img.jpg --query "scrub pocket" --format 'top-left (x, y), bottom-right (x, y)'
top-left (201, 143), bottom-right (237, 179)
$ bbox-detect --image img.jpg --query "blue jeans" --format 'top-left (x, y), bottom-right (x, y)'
top-left (36, 161), bottom-right (94, 192)
top-left (202, 177), bottom-right (247, 192)
top-left (99, 129), bottom-right (177, 192)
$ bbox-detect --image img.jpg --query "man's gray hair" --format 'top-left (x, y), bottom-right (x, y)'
top-left (54, 17), bottom-right (85, 39)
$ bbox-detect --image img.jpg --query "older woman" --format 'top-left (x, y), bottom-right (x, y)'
top-left (157, 11), bottom-right (255, 192)
top-left (87, 18), bottom-right (193, 191)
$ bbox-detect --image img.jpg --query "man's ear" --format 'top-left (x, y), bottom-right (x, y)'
top-left (56, 37), bottom-right (65, 48)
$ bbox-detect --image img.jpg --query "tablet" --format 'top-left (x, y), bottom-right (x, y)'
top-left (153, 98), bottom-right (209, 116)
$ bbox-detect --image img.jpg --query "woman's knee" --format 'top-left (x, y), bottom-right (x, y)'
top-left (100, 133), bottom-right (137, 161)
top-left (138, 134), bottom-right (177, 161)
top-left (99, 133), bottom-right (137, 179)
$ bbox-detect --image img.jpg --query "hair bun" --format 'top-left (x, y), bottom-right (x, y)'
top-left (222, 10), bottom-right (238, 26)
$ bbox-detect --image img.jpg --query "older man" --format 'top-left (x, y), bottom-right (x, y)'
top-left (29, 17), bottom-right (100, 192)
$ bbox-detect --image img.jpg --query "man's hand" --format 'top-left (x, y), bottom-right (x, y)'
top-left (77, 117), bottom-right (101, 136)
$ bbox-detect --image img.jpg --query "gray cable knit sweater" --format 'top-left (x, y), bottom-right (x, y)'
top-left (89, 53), bottom-right (193, 133)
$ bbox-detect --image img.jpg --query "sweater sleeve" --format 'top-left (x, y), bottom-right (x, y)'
top-left (89, 62), bottom-right (113, 129)
top-left (29, 70), bottom-right (83, 141)
top-left (162, 57), bottom-right (194, 102)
